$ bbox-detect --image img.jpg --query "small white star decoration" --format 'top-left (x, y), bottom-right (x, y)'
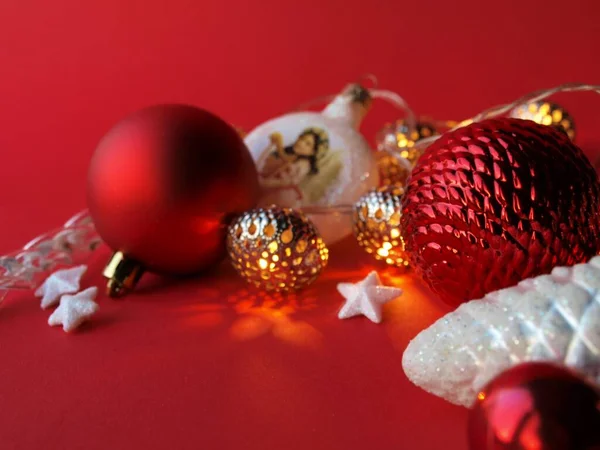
top-left (35, 265), bottom-right (87, 309)
top-left (337, 271), bottom-right (402, 323)
top-left (48, 287), bottom-right (99, 333)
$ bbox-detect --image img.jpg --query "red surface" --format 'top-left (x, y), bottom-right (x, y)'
top-left (1, 1), bottom-right (600, 449)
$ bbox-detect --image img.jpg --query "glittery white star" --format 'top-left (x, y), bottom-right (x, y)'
top-left (35, 265), bottom-right (87, 309)
top-left (48, 287), bottom-right (99, 332)
top-left (337, 271), bottom-right (402, 323)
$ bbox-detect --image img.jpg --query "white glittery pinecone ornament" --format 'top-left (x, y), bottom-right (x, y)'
top-left (402, 257), bottom-right (600, 407)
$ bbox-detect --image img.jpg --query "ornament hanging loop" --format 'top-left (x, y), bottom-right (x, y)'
top-left (370, 89), bottom-right (416, 132)
top-left (355, 73), bottom-right (378, 90)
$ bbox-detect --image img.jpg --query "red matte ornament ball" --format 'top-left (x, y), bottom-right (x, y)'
top-left (468, 363), bottom-right (600, 450)
top-left (401, 118), bottom-right (600, 306)
top-left (87, 104), bottom-right (259, 274)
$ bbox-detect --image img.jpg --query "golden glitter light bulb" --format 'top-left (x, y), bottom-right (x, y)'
top-left (352, 186), bottom-right (409, 268)
top-left (509, 101), bottom-right (575, 140)
top-left (227, 207), bottom-right (329, 291)
top-left (376, 120), bottom-right (438, 187)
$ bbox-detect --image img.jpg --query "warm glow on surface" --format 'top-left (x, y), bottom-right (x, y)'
top-left (258, 258), bottom-right (268, 269)
top-left (227, 291), bottom-right (323, 349)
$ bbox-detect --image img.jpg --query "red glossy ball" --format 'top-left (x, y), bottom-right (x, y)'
top-left (402, 118), bottom-right (600, 306)
top-left (468, 363), bottom-right (600, 450)
top-left (87, 105), bottom-right (259, 274)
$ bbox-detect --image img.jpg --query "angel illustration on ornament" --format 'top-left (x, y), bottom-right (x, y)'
top-left (256, 127), bottom-right (343, 207)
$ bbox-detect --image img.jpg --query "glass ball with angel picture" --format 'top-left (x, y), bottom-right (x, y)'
top-left (257, 127), bottom-right (342, 207)
top-left (245, 84), bottom-right (379, 245)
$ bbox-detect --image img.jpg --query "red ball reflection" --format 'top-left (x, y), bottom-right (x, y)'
top-left (468, 363), bottom-right (600, 449)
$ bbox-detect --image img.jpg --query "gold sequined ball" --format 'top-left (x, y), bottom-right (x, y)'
top-left (376, 120), bottom-right (438, 187)
top-left (510, 101), bottom-right (575, 141)
top-left (353, 185), bottom-right (409, 268)
top-left (227, 207), bottom-right (329, 291)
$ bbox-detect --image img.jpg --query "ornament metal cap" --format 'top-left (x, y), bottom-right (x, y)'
top-left (102, 251), bottom-right (145, 297)
top-left (345, 83), bottom-right (372, 106)
top-left (322, 83), bottom-right (372, 129)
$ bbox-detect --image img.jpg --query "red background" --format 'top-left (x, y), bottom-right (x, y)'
top-left (1, 1), bottom-right (600, 449)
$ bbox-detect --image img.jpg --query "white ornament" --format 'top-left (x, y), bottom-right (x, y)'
top-left (402, 257), bottom-right (600, 407)
top-left (48, 287), bottom-right (99, 332)
top-left (244, 84), bottom-right (379, 245)
top-left (35, 265), bottom-right (87, 309)
top-left (338, 271), bottom-right (402, 323)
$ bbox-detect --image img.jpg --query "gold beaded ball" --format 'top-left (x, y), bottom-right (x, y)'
top-left (352, 185), bottom-right (409, 268)
top-left (510, 101), bottom-right (575, 141)
top-left (376, 152), bottom-right (412, 189)
top-left (227, 207), bottom-right (329, 291)
top-left (376, 120), bottom-right (438, 187)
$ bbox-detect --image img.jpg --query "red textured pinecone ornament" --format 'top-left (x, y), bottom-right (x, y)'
top-left (402, 118), bottom-right (600, 306)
